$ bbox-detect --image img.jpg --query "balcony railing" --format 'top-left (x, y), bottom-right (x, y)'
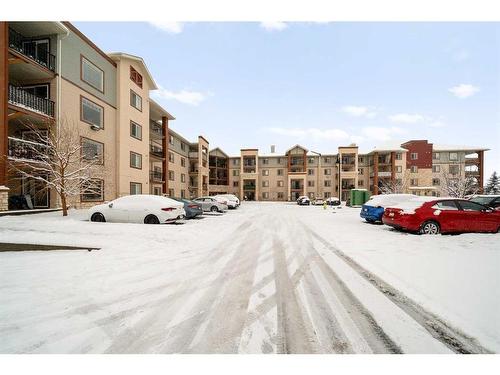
top-left (150, 122), bottom-right (163, 138)
top-left (243, 184), bottom-right (256, 190)
top-left (9, 28), bottom-right (56, 72)
top-left (150, 144), bottom-right (163, 158)
top-left (8, 137), bottom-right (48, 162)
top-left (8, 84), bottom-right (55, 117)
top-left (150, 170), bottom-right (164, 182)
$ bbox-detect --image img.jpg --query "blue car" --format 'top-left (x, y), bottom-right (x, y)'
top-left (360, 194), bottom-right (416, 223)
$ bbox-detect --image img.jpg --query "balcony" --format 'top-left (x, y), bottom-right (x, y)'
top-left (9, 27), bottom-right (56, 72)
top-left (243, 167), bottom-right (256, 174)
top-left (149, 144), bottom-right (164, 158)
top-left (8, 137), bottom-right (48, 162)
top-left (8, 84), bottom-right (55, 117)
top-left (370, 171), bottom-right (392, 178)
top-left (189, 151), bottom-right (199, 159)
top-left (150, 170), bottom-right (164, 183)
top-left (149, 122), bottom-right (163, 138)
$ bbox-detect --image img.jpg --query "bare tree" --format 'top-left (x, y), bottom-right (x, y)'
top-left (6, 119), bottom-right (105, 216)
top-left (378, 170), bottom-right (411, 194)
top-left (440, 171), bottom-right (479, 198)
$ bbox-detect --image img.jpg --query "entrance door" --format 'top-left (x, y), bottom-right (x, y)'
top-left (22, 177), bottom-right (49, 208)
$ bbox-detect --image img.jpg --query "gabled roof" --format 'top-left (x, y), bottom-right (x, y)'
top-left (209, 147), bottom-right (229, 157)
top-left (285, 144), bottom-right (309, 154)
top-left (149, 99), bottom-right (175, 121)
top-left (107, 52), bottom-right (158, 90)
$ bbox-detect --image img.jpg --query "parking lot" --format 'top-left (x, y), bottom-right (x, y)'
top-left (0, 202), bottom-right (499, 353)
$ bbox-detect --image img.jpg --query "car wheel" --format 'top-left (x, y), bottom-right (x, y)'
top-left (366, 219), bottom-right (375, 224)
top-left (210, 206), bottom-right (218, 212)
top-left (144, 214), bottom-right (160, 224)
top-left (420, 220), bottom-right (440, 235)
top-left (90, 212), bottom-right (106, 222)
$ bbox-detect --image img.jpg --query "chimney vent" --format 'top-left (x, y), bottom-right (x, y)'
top-left (271, 145), bottom-right (276, 153)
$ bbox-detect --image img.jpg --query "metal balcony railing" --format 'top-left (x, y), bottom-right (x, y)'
top-left (150, 170), bottom-right (164, 182)
top-left (9, 28), bottom-right (56, 72)
top-left (149, 122), bottom-right (163, 138)
top-left (8, 137), bottom-right (48, 162)
top-left (149, 144), bottom-right (163, 158)
top-left (8, 84), bottom-right (55, 117)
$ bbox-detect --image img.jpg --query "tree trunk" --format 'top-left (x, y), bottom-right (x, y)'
top-left (61, 192), bottom-right (68, 216)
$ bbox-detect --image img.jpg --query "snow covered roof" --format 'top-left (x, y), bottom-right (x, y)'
top-left (360, 141), bottom-right (408, 154)
top-left (433, 144), bottom-right (490, 152)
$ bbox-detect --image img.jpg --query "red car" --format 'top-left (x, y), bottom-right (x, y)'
top-left (382, 198), bottom-right (500, 234)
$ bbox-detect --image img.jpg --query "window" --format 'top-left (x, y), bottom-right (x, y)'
top-left (179, 158), bottom-right (185, 167)
top-left (449, 165), bottom-right (459, 175)
top-left (153, 187), bottom-right (162, 196)
top-left (181, 190), bottom-right (186, 198)
top-left (433, 165), bottom-right (441, 173)
top-left (307, 169), bottom-right (314, 176)
top-left (81, 179), bottom-right (104, 202)
top-left (324, 157), bottom-right (330, 163)
top-left (21, 84), bottom-right (49, 99)
top-left (410, 178), bottom-right (418, 186)
top-left (169, 135), bottom-right (174, 145)
top-left (458, 201), bottom-right (485, 212)
top-left (358, 156), bottom-right (364, 163)
top-left (449, 152), bottom-right (458, 161)
top-left (130, 66), bottom-right (143, 88)
top-left (433, 152), bottom-right (440, 160)
top-left (396, 166), bottom-right (402, 173)
top-left (130, 121), bottom-right (142, 140)
top-left (262, 158), bottom-right (269, 165)
top-left (432, 178), bottom-right (440, 186)
top-left (169, 171), bottom-right (175, 181)
top-left (358, 168), bottom-right (363, 175)
top-left (169, 152), bottom-right (174, 163)
top-left (324, 180), bottom-right (331, 187)
top-left (81, 56), bottom-right (104, 92)
top-left (395, 153), bottom-right (402, 160)
top-left (233, 170), bottom-right (239, 176)
top-left (262, 180), bottom-right (269, 187)
top-left (277, 180), bottom-right (284, 187)
top-left (277, 158), bottom-right (282, 164)
top-left (432, 200), bottom-right (458, 210)
top-left (130, 151), bottom-right (142, 169)
top-left (130, 182), bottom-right (142, 195)
top-left (262, 169), bottom-right (269, 176)
top-left (130, 90), bottom-right (142, 111)
top-left (81, 137), bottom-right (104, 164)
top-left (277, 192), bottom-right (284, 199)
top-left (168, 188), bottom-right (174, 197)
top-left (181, 142), bottom-right (186, 151)
top-left (411, 153), bottom-right (418, 160)
top-left (359, 180), bottom-right (364, 187)
top-left (233, 159), bottom-right (239, 166)
top-left (324, 168), bottom-right (331, 175)
top-left (308, 180), bottom-right (315, 187)
top-left (308, 157), bottom-right (314, 164)
top-left (233, 181), bottom-right (239, 187)
top-left (81, 97), bottom-right (104, 129)
top-left (411, 166), bottom-right (418, 173)
top-left (181, 174), bottom-right (186, 183)
top-left (277, 169), bottom-right (284, 176)
top-left (324, 192), bottom-right (331, 198)
top-left (262, 192), bottom-right (269, 199)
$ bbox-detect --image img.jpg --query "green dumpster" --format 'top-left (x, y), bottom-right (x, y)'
top-left (350, 189), bottom-right (370, 207)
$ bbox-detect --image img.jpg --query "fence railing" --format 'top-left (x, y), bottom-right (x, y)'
top-left (8, 84), bottom-right (55, 117)
top-left (9, 27), bottom-right (56, 72)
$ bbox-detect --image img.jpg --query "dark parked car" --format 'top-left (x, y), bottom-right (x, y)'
top-left (172, 198), bottom-right (203, 219)
top-left (469, 195), bottom-right (500, 210)
top-left (383, 197), bottom-right (500, 234)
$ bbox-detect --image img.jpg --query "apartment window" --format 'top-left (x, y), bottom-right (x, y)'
top-left (277, 192), bottom-right (284, 199)
top-left (81, 179), bottom-right (104, 202)
top-left (277, 158), bottom-right (282, 164)
top-left (308, 169), bottom-right (314, 176)
top-left (396, 178), bottom-right (402, 185)
top-left (153, 187), bottom-right (162, 196)
top-left (410, 153), bottom-right (418, 160)
top-left (81, 137), bottom-right (104, 164)
top-left (449, 152), bottom-right (458, 161)
top-left (433, 152), bottom-right (440, 160)
top-left (130, 66), bottom-right (143, 88)
top-left (233, 170), bottom-right (239, 176)
top-left (277, 180), bottom-right (284, 187)
top-left (324, 192), bottom-right (331, 198)
top-left (277, 169), bottom-right (284, 176)
top-left (130, 90), bottom-right (142, 111)
top-left (411, 166), bottom-right (418, 173)
top-left (395, 153), bottom-right (402, 160)
top-left (181, 190), bottom-right (186, 198)
top-left (324, 157), bottom-right (330, 163)
top-left (358, 168), bottom-right (363, 175)
top-left (81, 96), bottom-right (104, 129)
top-left (262, 158), bottom-right (269, 165)
top-left (130, 121), bottom-right (142, 140)
top-left (233, 181), bottom-right (239, 187)
top-left (396, 166), bottom-right (402, 173)
top-left (324, 180), bottom-right (332, 187)
top-left (262, 180), bottom-right (269, 187)
top-left (181, 157), bottom-right (186, 167)
top-left (130, 182), bottom-right (142, 195)
top-left (262, 192), bottom-right (269, 199)
top-left (181, 174), bottom-right (186, 183)
top-left (433, 165), bottom-right (441, 173)
top-left (410, 178), bottom-right (418, 186)
top-left (169, 152), bottom-right (174, 163)
top-left (359, 180), bottom-right (364, 187)
top-left (168, 188), bottom-right (174, 197)
top-left (262, 169), bottom-right (269, 176)
top-left (130, 152), bottom-right (142, 169)
top-left (181, 142), bottom-right (186, 151)
top-left (308, 157), bottom-right (314, 164)
top-left (308, 180), bottom-right (315, 187)
top-left (449, 165), bottom-right (459, 175)
top-left (169, 135), bottom-right (174, 145)
top-left (432, 178), bottom-right (441, 186)
top-left (358, 156), bottom-right (364, 164)
top-left (168, 171), bottom-right (175, 181)
top-left (233, 159), bottom-right (239, 166)
top-left (324, 168), bottom-right (331, 175)
top-left (81, 56), bottom-right (104, 92)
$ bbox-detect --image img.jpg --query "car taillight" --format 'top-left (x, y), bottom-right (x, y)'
top-left (188, 204), bottom-right (198, 209)
top-left (161, 207), bottom-right (175, 211)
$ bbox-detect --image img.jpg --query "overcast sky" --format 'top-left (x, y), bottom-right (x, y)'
top-left (75, 22), bottom-right (500, 179)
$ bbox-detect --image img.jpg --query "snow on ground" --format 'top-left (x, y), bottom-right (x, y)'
top-left (0, 202), bottom-right (498, 353)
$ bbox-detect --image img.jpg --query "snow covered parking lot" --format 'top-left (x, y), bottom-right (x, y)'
top-left (0, 202), bottom-right (498, 353)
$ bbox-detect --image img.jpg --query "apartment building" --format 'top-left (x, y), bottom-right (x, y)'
top-left (208, 140), bottom-right (488, 201)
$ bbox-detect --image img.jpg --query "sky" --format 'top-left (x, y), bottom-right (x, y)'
top-left (75, 22), bottom-right (500, 179)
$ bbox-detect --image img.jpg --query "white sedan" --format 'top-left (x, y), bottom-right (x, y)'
top-left (88, 195), bottom-right (186, 224)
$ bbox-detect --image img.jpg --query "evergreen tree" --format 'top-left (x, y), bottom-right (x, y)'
top-left (485, 171), bottom-right (500, 194)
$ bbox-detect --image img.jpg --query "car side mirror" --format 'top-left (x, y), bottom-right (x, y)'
top-left (108, 203), bottom-right (113, 208)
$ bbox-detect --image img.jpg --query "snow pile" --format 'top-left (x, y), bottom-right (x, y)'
top-left (364, 194), bottom-right (417, 208)
top-left (389, 196), bottom-right (437, 213)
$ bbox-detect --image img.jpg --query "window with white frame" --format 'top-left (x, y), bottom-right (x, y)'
top-left (262, 180), bottom-right (269, 187)
top-left (396, 166), bottom-right (402, 173)
top-left (411, 153), bottom-right (418, 160)
top-left (262, 169), bottom-right (269, 176)
top-left (130, 90), bottom-right (142, 111)
top-left (130, 121), bottom-right (142, 140)
top-left (411, 165), bottom-right (418, 173)
top-left (277, 180), bottom-right (284, 187)
top-left (432, 165), bottom-right (441, 173)
top-left (130, 182), bottom-right (142, 195)
top-left (449, 152), bottom-right (458, 161)
top-left (130, 152), bottom-right (142, 169)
